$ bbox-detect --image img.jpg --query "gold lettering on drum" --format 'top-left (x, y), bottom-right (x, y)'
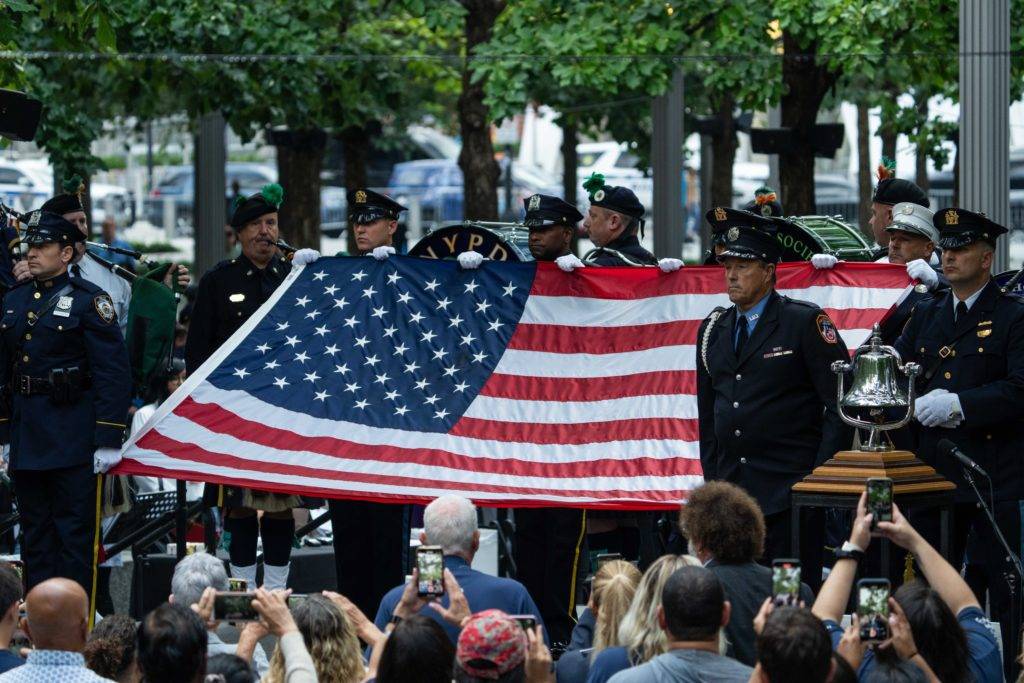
top-left (442, 234), bottom-right (458, 254)
top-left (488, 243), bottom-right (508, 260)
top-left (424, 246), bottom-right (439, 259)
top-left (468, 233), bottom-right (484, 250)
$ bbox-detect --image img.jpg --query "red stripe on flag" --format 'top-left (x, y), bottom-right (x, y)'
top-left (167, 398), bottom-right (700, 478)
top-left (136, 429), bottom-right (696, 503)
top-left (507, 321), bottom-right (700, 353)
top-left (479, 371), bottom-right (697, 401)
top-left (530, 261), bottom-right (911, 299)
top-left (449, 415), bottom-right (698, 445)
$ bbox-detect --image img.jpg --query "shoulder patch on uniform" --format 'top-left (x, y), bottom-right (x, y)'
top-left (94, 294), bottom-right (116, 324)
top-left (816, 313), bottom-right (838, 344)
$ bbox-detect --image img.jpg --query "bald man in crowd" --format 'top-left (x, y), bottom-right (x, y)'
top-left (0, 578), bottom-right (108, 681)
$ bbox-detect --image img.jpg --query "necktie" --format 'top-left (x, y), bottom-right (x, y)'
top-left (956, 301), bottom-right (968, 323)
top-left (71, 263), bottom-right (81, 278)
top-left (736, 315), bottom-right (749, 354)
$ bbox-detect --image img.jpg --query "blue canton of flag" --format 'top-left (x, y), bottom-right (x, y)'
top-left (205, 256), bottom-right (535, 432)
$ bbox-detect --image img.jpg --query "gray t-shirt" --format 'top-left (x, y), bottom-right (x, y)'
top-left (607, 648), bottom-right (753, 683)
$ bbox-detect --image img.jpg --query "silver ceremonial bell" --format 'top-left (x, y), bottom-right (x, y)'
top-left (831, 324), bottom-right (920, 452)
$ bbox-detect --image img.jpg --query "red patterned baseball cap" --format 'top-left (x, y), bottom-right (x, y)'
top-left (455, 609), bottom-right (527, 679)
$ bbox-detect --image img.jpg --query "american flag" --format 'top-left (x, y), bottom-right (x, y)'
top-left (116, 257), bottom-right (912, 510)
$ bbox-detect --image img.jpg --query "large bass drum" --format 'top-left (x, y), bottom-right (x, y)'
top-left (773, 215), bottom-right (878, 263)
top-left (408, 221), bottom-right (533, 262)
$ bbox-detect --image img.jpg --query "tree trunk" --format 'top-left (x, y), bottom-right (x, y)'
top-left (710, 93), bottom-right (737, 208)
top-left (914, 96), bottom-right (930, 192)
top-left (879, 126), bottom-right (897, 165)
top-left (457, 0), bottom-right (506, 221)
top-left (952, 141), bottom-right (960, 206)
top-left (778, 33), bottom-right (837, 215)
top-left (560, 117), bottom-right (580, 255)
top-left (340, 125), bottom-right (370, 254)
top-left (273, 129), bottom-right (325, 250)
top-left (857, 102), bottom-right (872, 234)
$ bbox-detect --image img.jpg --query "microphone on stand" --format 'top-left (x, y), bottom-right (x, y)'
top-left (937, 439), bottom-right (988, 478)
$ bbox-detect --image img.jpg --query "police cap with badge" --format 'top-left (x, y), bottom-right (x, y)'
top-left (934, 207), bottom-right (1008, 249)
top-left (886, 202), bottom-right (938, 243)
top-left (873, 158), bottom-right (929, 208)
top-left (582, 173), bottom-right (645, 230)
top-left (230, 183), bottom-right (284, 229)
top-left (523, 193), bottom-right (583, 231)
top-left (706, 206), bottom-right (782, 263)
top-left (348, 188), bottom-right (406, 225)
top-left (22, 210), bottom-right (85, 247)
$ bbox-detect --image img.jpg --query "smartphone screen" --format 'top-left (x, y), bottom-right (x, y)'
top-left (416, 545), bottom-right (445, 597)
top-left (213, 591), bottom-right (259, 622)
top-left (857, 579), bottom-right (891, 642)
top-left (510, 614), bottom-right (537, 631)
top-left (287, 594), bottom-right (308, 610)
top-left (596, 553), bottom-right (623, 568)
top-left (771, 559), bottom-right (801, 607)
top-left (866, 478), bottom-right (893, 529)
top-left (228, 577), bottom-right (247, 592)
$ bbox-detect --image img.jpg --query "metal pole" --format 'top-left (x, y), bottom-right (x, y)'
top-left (959, 0), bottom-right (1010, 271)
top-left (175, 480), bottom-right (187, 561)
top-left (699, 134), bottom-right (714, 256)
top-left (651, 69), bottom-right (684, 259)
top-left (767, 105), bottom-right (781, 194)
top-left (194, 112), bottom-right (227, 277)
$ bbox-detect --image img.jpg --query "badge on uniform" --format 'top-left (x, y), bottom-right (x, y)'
top-left (94, 294), bottom-right (115, 324)
top-left (816, 314), bottom-right (838, 344)
top-left (53, 295), bottom-right (73, 318)
top-left (727, 227), bottom-right (740, 242)
top-left (528, 194), bottom-right (540, 211)
top-left (978, 329), bottom-right (992, 338)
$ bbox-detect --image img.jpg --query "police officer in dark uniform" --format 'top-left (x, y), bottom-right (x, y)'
top-left (894, 208), bottom-right (1024, 674)
top-left (328, 188), bottom-right (413, 618)
top-left (0, 210), bottom-right (130, 597)
top-left (510, 194), bottom-right (588, 645)
top-left (579, 174), bottom-right (656, 267)
top-left (696, 207), bottom-right (851, 590)
top-left (185, 184), bottom-right (299, 591)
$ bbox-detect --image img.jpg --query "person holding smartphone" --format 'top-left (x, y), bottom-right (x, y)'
top-left (812, 490), bottom-right (1001, 683)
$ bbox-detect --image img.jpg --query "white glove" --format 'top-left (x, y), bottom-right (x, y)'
top-left (291, 248), bottom-right (320, 267)
top-left (370, 246), bottom-right (396, 261)
top-left (457, 251), bottom-right (484, 269)
top-left (555, 254), bottom-right (585, 272)
top-left (94, 447), bottom-right (122, 474)
top-left (658, 258), bottom-right (684, 273)
top-left (915, 389), bottom-right (963, 428)
top-left (810, 254), bottom-right (839, 270)
top-left (906, 259), bottom-right (939, 291)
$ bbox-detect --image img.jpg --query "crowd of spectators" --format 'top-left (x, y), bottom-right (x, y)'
top-left (0, 486), bottom-right (1010, 683)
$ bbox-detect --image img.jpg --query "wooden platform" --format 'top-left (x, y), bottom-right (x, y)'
top-left (792, 450), bottom-right (956, 495)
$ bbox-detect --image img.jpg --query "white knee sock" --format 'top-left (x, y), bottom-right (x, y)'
top-left (262, 563), bottom-right (290, 591)
top-left (229, 563), bottom-right (258, 589)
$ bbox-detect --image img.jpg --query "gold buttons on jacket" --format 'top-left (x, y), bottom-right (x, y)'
top-left (944, 371), bottom-right (952, 380)
top-left (32, 292), bottom-right (40, 300)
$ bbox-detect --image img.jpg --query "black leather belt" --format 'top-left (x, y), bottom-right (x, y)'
top-left (14, 373), bottom-right (92, 396)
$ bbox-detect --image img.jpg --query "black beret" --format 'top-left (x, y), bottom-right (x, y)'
top-left (40, 193), bottom-right (84, 216)
top-left (742, 186), bottom-right (783, 218)
top-left (348, 188), bottom-right (406, 224)
top-left (934, 207), bottom-right (1007, 249)
top-left (231, 183), bottom-right (283, 229)
top-left (873, 178), bottom-right (929, 208)
top-left (22, 210), bottom-right (84, 246)
top-left (705, 206), bottom-right (781, 263)
top-left (523, 193), bottom-right (583, 229)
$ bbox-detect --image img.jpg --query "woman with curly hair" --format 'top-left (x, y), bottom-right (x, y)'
top-left (263, 595), bottom-right (364, 683)
top-left (83, 613), bottom-right (137, 683)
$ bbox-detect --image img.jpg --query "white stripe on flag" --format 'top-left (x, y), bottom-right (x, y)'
top-left (464, 393), bottom-right (698, 423)
top-left (493, 345), bottom-right (696, 377)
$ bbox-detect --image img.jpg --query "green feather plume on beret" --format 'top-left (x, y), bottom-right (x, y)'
top-left (261, 183), bottom-right (284, 208)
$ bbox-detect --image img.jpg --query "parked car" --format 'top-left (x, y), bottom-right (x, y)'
top-left (5, 158), bottom-right (135, 227)
top-left (0, 160), bottom-right (50, 215)
top-left (576, 141), bottom-right (652, 211)
top-left (386, 158), bottom-right (561, 229)
top-left (144, 162), bottom-right (346, 236)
